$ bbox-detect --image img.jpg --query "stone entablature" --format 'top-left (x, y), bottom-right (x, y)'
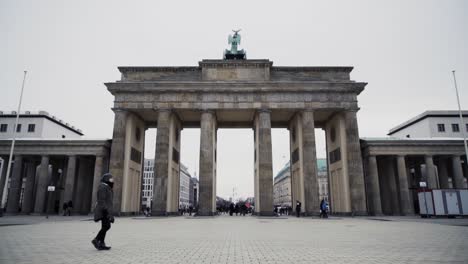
top-left (0, 139), bottom-right (111, 156)
top-left (361, 138), bottom-right (466, 157)
top-left (117, 60), bottom-right (356, 82)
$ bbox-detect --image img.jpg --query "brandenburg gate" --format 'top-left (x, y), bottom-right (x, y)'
top-left (105, 33), bottom-right (368, 216)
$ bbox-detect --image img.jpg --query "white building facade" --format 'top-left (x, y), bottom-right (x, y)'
top-left (0, 111), bottom-right (83, 139)
top-left (388, 110), bottom-right (468, 139)
top-left (140, 159), bottom-right (194, 209)
top-left (141, 159), bottom-right (154, 208)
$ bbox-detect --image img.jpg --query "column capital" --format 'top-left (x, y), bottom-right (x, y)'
top-left (396, 154), bottom-right (406, 159)
top-left (257, 109), bottom-right (271, 114)
top-left (111, 108), bottom-right (128, 113)
top-left (301, 109), bottom-right (315, 113)
top-left (155, 108), bottom-right (171, 113)
top-left (344, 107), bottom-right (360, 113)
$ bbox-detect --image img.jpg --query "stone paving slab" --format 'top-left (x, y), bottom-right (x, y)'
top-left (0, 215), bottom-right (467, 264)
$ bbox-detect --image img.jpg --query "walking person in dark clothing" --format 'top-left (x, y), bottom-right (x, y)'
top-left (62, 202), bottom-right (68, 216)
top-left (295, 200), bottom-right (301, 217)
top-left (320, 199), bottom-right (329, 218)
top-left (67, 200), bottom-right (73, 216)
top-left (92, 173), bottom-right (115, 250)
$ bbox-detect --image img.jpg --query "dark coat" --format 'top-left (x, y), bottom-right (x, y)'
top-left (94, 183), bottom-right (114, 222)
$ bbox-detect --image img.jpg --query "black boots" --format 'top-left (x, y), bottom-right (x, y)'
top-left (91, 239), bottom-right (111, 250)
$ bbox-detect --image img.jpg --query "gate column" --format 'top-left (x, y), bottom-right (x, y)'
top-left (198, 111), bottom-right (217, 216)
top-left (152, 110), bottom-right (181, 216)
top-left (254, 110), bottom-right (274, 216)
top-left (6, 155), bottom-right (23, 214)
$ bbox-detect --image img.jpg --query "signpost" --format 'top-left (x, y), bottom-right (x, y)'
top-left (46, 186), bottom-right (55, 218)
top-left (419, 181), bottom-right (429, 218)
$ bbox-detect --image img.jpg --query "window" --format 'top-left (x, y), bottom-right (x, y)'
top-left (16, 124), bottom-right (21, 132)
top-left (0, 124), bottom-right (7, 132)
top-left (452, 123), bottom-right (460, 132)
top-left (27, 124), bottom-right (35, 132)
top-left (437, 124), bottom-right (445, 132)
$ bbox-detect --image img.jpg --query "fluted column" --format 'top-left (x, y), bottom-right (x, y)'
top-left (438, 158), bottom-right (450, 189)
top-left (6, 155), bottom-right (23, 214)
top-left (256, 110), bottom-right (274, 216)
top-left (0, 156), bottom-right (10, 210)
top-left (62, 155), bottom-right (77, 212)
top-left (198, 111), bottom-right (217, 216)
top-left (90, 156), bottom-right (104, 212)
top-left (108, 109), bottom-right (128, 214)
top-left (21, 162), bottom-right (37, 214)
top-left (396, 155), bottom-right (413, 215)
top-left (366, 155), bottom-right (382, 215)
top-left (33, 155), bottom-right (49, 214)
top-left (344, 110), bottom-right (367, 215)
top-left (452, 155), bottom-right (465, 189)
top-left (153, 110), bottom-right (171, 215)
top-left (424, 155), bottom-right (437, 189)
top-left (301, 110), bottom-right (319, 215)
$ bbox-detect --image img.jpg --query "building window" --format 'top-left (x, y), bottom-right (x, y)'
top-left (28, 124), bottom-right (35, 132)
top-left (437, 124), bottom-right (445, 132)
top-left (0, 124), bottom-right (7, 132)
top-left (452, 123), bottom-right (460, 132)
top-left (16, 124), bottom-right (21, 132)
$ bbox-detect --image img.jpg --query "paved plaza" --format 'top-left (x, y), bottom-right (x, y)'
top-left (1, 215), bottom-right (468, 264)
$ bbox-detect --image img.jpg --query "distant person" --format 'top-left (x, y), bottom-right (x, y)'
top-left (235, 204), bottom-right (239, 216)
top-left (295, 200), bottom-right (301, 218)
top-left (229, 203), bottom-right (234, 216)
top-left (320, 199), bottom-right (329, 218)
top-left (92, 173), bottom-right (115, 250)
top-left (67, 200), bottom-right (73, 216)
top-left (241, 204), bottom-right (247, 216)
top-left (189, 205), bottom-right (193, 216)
top-left (62, 202), bottom-right (68, 216)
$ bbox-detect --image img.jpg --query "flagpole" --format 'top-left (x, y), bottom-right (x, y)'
top-left (452, 70), bottom-right (468, 163)
top-left (1, 71), bottom-right (27, 210)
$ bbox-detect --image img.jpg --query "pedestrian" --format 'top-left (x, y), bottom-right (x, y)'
top-left (189, 205), bottom-right (193, 216)
top-left (320, 199), bottom-right (329, 218)
top-left (62, 202), bottom-right (68, 216)
top-left (295, 200), bottom-right (301, 217)
top-left (235, 204), bottom-right (239, 216)
top-left (91, 173), bottom-right (115, 250)
top-left (229, 203), bottom-right (234, 216)
top-left (67, 200), bottom-right (73, 216)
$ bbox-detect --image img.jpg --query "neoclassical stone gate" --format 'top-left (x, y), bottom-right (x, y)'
top-left (105, 59), bottom-right (368, 216)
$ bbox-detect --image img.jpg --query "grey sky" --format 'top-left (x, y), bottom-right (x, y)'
top-left (1, 0), bottom-right (467, 199)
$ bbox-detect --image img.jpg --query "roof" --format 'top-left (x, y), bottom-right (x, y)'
top-left (0, 110), bottom-right (84, 135)
top-left (274, 158), bottom-right (327, 181)
top-left (388, 110), bottom-right (468, 135)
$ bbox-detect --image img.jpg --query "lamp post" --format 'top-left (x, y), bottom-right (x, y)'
top-left (1, 71), bottom-right (27, 211)
top-left (452, 71), bottom-right (468, 162)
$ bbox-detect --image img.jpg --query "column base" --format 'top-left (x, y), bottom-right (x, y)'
top-left (196, 211), bottom-right (216, 216)
top-left (257, 211), bottom-right (275, 216)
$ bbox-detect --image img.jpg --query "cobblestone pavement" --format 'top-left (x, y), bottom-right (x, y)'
top-left (1, 215), bottom-right (467, 264)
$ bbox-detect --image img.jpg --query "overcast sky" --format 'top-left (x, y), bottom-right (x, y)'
top-left (1, 0), bottom-right (467, 199)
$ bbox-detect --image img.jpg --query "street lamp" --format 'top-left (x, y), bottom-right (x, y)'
top-left (1, 71), bottom-right (27, 211)
top-left (452, 71), bottom-right (468, 162)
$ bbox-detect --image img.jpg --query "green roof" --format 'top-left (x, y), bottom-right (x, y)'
top-left (274, 158), bottom-right (327, 180)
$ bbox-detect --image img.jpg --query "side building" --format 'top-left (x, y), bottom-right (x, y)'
top-left (273, 158), bottom-right (328, 208)
top-left (361, 110), bottom-right (468, 216)
top-left (141, 159), bottom-right (198, 209)
top-left (0, 110), bottom-right (110, 216)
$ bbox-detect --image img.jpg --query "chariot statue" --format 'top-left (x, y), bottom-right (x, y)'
top-left (223, 29), bottom-right (246, 60)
